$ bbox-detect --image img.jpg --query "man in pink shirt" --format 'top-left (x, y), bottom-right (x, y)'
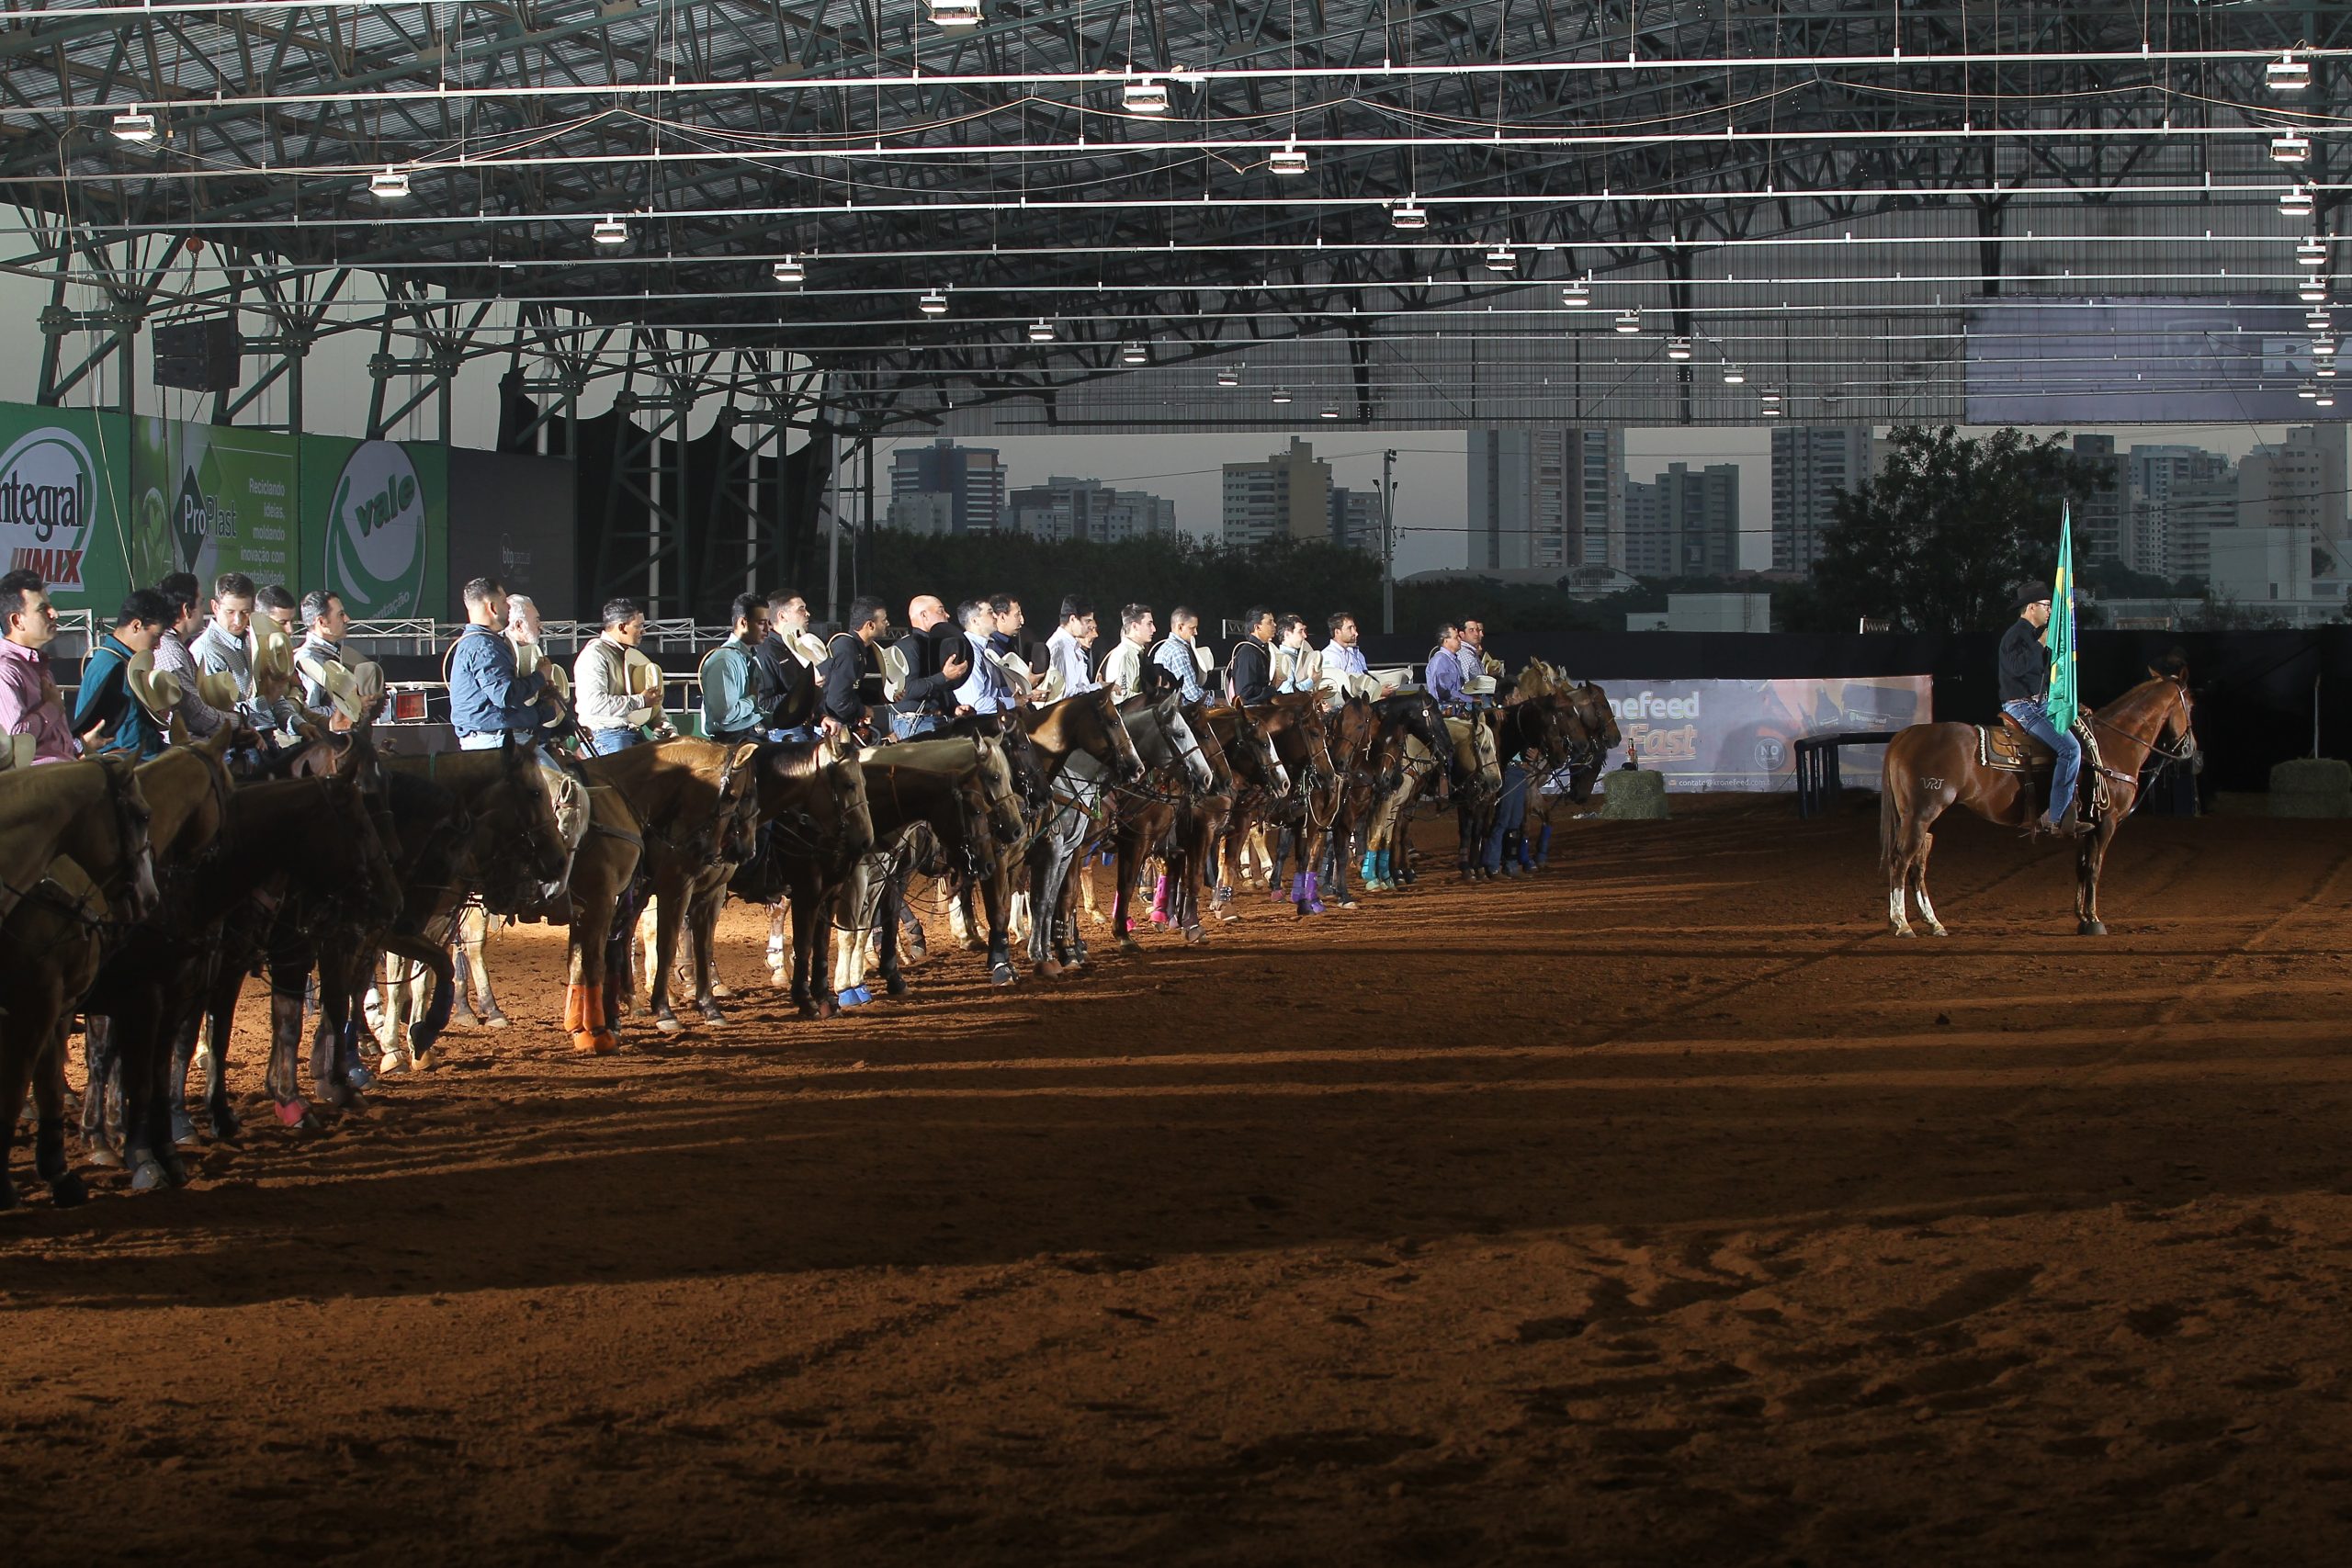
top-left (0, 568), bottom-right (79, 764)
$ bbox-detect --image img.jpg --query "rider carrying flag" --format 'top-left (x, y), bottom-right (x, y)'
top-left (1999, 581), bottom-right (2088, 837)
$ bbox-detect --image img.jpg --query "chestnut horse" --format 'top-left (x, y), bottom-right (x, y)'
top-left (1880, 668), bottom-right (2197, 938)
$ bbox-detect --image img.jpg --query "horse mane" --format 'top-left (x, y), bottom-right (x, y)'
top-left (760, 738), bottom-right (825, 780)
top-left (1515, 659), bottom-right (1558, 700)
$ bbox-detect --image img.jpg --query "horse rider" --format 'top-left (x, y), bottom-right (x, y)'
top-left (820, 595), bottom-right (893, 741)
top-left (1151, 605), bottom-right (1209, 704)
top-left (449, 576), bottom-right (559, 750)
top-left (703, 592), bottom-right (790, 744)
top-left (1271, 613), bottom-right (1319, 695)
top-left (1426, 622), bottom-right (1470, 714)
top-left (0, 568), bottom-right (77, 765)
top-left (71, 588), bottom-right (173, 760)
top-left (753, 590), bottom-right (824, 741)
top-left (1099, 604), bottom-right (1157, 700)
top-left (1456, 616), bottom-right (1502, 709)
top-left (296, 588), bottom-right (354, 727)
top-left (1045, 597), bottom-right (1101, 699)
top-left (891, 593), bottom-right (972, 740)
top-left (2001, 580), bottom-right (2091, 836)
top-left (1320, 611), bottom-right (1392, 704)
top-left (576, 596), bottom-right (673, 754)
top-left (255, 582), bottom-right (299, 640)
top-left (152, 572), bottom-right (233, 741)
top-left (987, 593), bottom-right (1026, 662)
top-left (953, 598), bottom-right (1020, 715)
top-left (191, 570), bottom-right (291, 734)
top-left (1228, 606), bottom-right (1276, 705)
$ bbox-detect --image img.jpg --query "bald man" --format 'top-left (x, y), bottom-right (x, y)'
top-left (890, 592), bottom-right (971, 739)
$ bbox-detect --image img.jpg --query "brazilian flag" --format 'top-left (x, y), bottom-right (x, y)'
top-left (2044, 502), bottom-right (2079, 732)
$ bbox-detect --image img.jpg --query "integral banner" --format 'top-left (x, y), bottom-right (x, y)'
top-left (129, 417), bottom-right (299, 595)
top-left (0, 403), bottom-right (135, 613)
top-left (300, 435), bottom-right (448, 619)
top-left (1602, 676), bottom-right (1933, 792)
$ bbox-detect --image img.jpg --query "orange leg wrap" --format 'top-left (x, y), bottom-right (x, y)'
top-left (570, 983), bottom-right (609, 1053)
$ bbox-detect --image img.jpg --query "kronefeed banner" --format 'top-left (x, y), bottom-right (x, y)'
top-left (300, 435), bottom-right (447, 619)
top-left (1600, 676), bottom-right (1934, 791)
top-left (130, 417), bottom-right (299, 593)
top-left (0, 403), bottom-right (135, 612)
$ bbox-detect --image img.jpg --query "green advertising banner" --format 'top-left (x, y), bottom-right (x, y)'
top-left (129, 416), bottom-right (300, 596)
top-left (0, 402), bottom-right (137, 614)
top-left (299, 435), bottom-right (447, 619)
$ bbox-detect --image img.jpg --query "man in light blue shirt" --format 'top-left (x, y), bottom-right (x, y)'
top-left (952, 599), bottom-right (1017, 714)
top-left (701, 592), bottom-right (775, 742)
top-left (1319, 611), bottom-right (1390, 703)
top-left (1153, 605), bottom-right (1208, 703)
top-left (1425, 622), bottom-right (1468, 712)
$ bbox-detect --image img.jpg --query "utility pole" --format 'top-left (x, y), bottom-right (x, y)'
top-left (1381, 447), bottom-right (1398, 635)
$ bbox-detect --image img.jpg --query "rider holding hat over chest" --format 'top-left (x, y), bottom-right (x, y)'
top-left (1999, 581), bottom-right (2089, 837)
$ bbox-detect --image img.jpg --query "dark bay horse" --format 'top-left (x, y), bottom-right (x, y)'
top-left (1017, 688), bottom-right (1147, 976)
top-left (1880, 668), bottom-right (2198, 937)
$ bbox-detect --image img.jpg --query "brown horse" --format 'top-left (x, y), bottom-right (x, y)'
top-left (1880, 669), bottom-right (2198, 937)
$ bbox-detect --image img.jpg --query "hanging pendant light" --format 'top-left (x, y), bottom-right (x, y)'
top-left (369, 166), bottom-right (411, 200)
top-left (1391, 197), bottom-right (1428, 230)
top-left (2284, 186), bottom-right (2316, 218)
top-left (928, 0), bottom-right (983, 27)
top-left (1121, 340), bottom-right (1148, 366)
top-left (1318, 405), bottom-right (1340, 420)
top-left (2299, 238), bottom-right (2330, 267)
top-left (1270, 386), bottom-right (1294, 404)
top-left (1484, 243), bottom-right (1517, 274)
top-left (1123, 78), bottom-right (1169, 115)
top-left (1269, 141), bottom-right (1308, 176)
top-left (1216, 365), bottom-right (1241, 388)
top-left (773, 255), bottom-right (805, 284)
top-left (1666, 337), bottom-right (1693, 362)
top-left (2269, 53), bottom-right (2312, 94)
top-left (2301, 276), bottom-right (2329, 303)
top-left (918, 288), bottom-right (949, 316)
top-left (591, 215), bottom-right (628, 246)
top-left (1722, 366), bottom-right (1747, 385)
top-left (2274, 132), bottom-right (2313, 164)
top-left (1561, 277), bottom-right (1590, 306)
top-left (1613, 310), bottom-right (1642, 334)
top-left (110, 108), bottom-right (156, 143)
top-left (1027, 319), bottom-right (1056, 343)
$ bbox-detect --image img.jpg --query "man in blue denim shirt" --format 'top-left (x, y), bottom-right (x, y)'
top-left (71, 589), bottom-right (172, 759)
top-left (448, 577), bottom-right (556, 748)
top-left (1999, 581), bottom-right (2088, 836)
top-left (1151, 606), bottom-right (1208, 703)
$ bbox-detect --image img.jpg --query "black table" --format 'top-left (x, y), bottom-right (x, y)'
top-left (1794, 730), bottom-right (1903, 818)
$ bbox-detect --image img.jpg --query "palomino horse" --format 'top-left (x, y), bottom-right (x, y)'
top-left (0, 756), bottom-right (162, 1208)
top-left (0, 754), bottom-right (161, 924)
top-left (1018, 688), bottom-right (1147, 976)
top-left (1880, 668), bottom-right (2198, 937)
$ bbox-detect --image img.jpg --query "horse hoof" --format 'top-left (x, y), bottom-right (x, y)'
top-left (710, 983), bottom-right (736, 1000)
top-left (85, 1140), bottom-right (123, 1169)
top-left (1927, 925), bottom-right (1951, 938)
top-left (1182, 924), bottom-right (1206, 944)
top-left (171, 1113), bottom-right (198, 1147)
top-left (48, 1173), bottom-right (89, 1209)
top-left (1890, 926), bottom-right (1916, 939)
top-left (885, 975), bottom-right (909, 998)
top-left (209, 1113), bottom-right (242, 1145)
top-left (482, 1010), bottom-right (511, 1030)
top-left (571, 1032), bottom-right (605, 1055)
top-left (905, 942), bottom-right (928, 964)
top-left (1035, 960), bottom-right (1064, 979)
top-left (654, 1014), bottom-right (685, 1036)
top-left (961, 938), bottom-right (987, 953)
top-left (991, 964), bottom-right (1019, 987)
top-left (129, 1157), bottom-right (166, 1193)
top-left (698, 1005), bottom-right (728, 1026)
top-left (275, 1099), bottom-right (310, 1128)
top-left (1335, 897), bottom-right (1359, 910)
top-left (2078, 920), bottom-right (2108, 937)
top-left (1117, 936), bottom-right (1142, 953)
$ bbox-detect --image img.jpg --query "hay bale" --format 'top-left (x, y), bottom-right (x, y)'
top-left (1600, 765), bottom-right (1669, 820)
top-left (2268, 758), bottom-right (2352, 818)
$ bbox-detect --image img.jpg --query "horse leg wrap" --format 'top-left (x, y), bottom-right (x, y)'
top-left (1304, 872), bottom-right (1325, 915)
top-left (1149, 874), bottom-right (1170, 925)
top-left (1535, 824), bottom-right (1553, 868)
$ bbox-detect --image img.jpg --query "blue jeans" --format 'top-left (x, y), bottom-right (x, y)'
top-left (585, 727), bottom-right (641, 755)
top-left (1481, 762), bottom-right (1530, 873)
top-left (890, 712), bottom-right (945, 740)
top-left (2004, 699), bottom-right (2081, 822)
top-left (458, 730), bottom-right (537, 751)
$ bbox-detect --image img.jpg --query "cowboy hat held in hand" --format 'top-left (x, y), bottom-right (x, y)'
top-left (125, 649), bottom-right (185, 720)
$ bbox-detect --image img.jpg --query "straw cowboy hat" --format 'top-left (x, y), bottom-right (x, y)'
top-left (0, 733), bottom-right (30, 771)
top-left (783, 626), bottom-right (829, 669)
top-left (1193, 642), bottom-right (1215, 678)
top-left (193, 670), bottom-right (241, 712)
top-left (1032, 660), bottom-right (1067, 705)
top-left (988, 647), bottom-right (1034, 700)
top-left (308, 659), bottom-right (387, 726)
top-left (125, 649), bottom-right (184, 720)
top-left (514, 639), bottom-right (571, 703)
top-left (251, 626), bottom-right (296, 684)
top-left (621, 647), bottom-right (665, 727)
top-left (878, 642), bottom-right (910, 702)
top-left (1368, 664), bottom-right (1415, 693)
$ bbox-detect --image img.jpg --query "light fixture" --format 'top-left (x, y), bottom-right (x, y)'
top-left (1269, 141), bottom-right (1308, 177)
top-left (368, 166), bottom-right (411, 200)
top-left (1667, 337), bottom-right (1693, 362)
top-left (2274, 132), bottom-right (2313, 164)
top-left (927, 0), bottom-right (982, 26)
top-left (591, 214), bottom-right (628, 246)
top-left (1120, 340), bottom-right (1148, 366)
top-left (2269, 53), bottom-right (2312, 95)
top-left (1123, 78), bottom-right (1169, 115)
top-left (1391, 197), bottom-right (1428, 230)
top-left (2300, 238), bottom-right (2330, 267)
top-left (110, 108), bottom-right (156, 143)
top-left (1763, 403), bottom-right (1785, 417)
top-left (2284, 186), bottom-right (2316, 218)
top-left (1760, 390), bottom-right (1782, 406)
top-left (1561, 277), bottom-right (1590, 306)
top-left (2316, 338), bottom-right (2338, 357)
top-left (1613, 310), bottom-right (1642, 334)
top-left (1484, 244), bottom-right (1517, 274)
top-left (1216, 365), bottom-right (1240, 388)
top-left (1318, 405), bottom-right (1340, 420)
top-left (2320, 365), bottom-right (2338, 378)
top-left (1270, 386), bottom-right (1293, 404)
top-left (2309, 309), bottom-right (2333, 329)
top-left (773, 255), bottom-right (805, 285)
top-left (2301, 381), bottom-right (2320, 399)
top-left (1722, 366), bottom-right (1747, 385)
top-left (2301, 276), bottom-right (2330, 303)
top-left (1027, 319), bottom-right (1056, 343)
top-left (2321, 393), bottom-right (2337, 409)
top-left (918, 288), bottom-right (949, 316)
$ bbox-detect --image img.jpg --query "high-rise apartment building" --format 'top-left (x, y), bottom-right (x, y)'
top-left (2072, 434), bottom-right (2123, 564)
top-left (1328, 486), bottom-right (1384, 554)
top-left (2238, 424), bottom-right (2348, 541)
top-left (1623, 462), bottom-right (1741, 578)
top-left (1770, 425), bottom-right (1873, 572)
top-left (1464, 427), bottom-right (1624, 572)
top-left (1222, 438), bottom-right (1334, 547)
top-left (1007, 478), bottom-right (1177, 543)
top-left (2120, 444), bottom-right (2232, 580)
top-left (887, 438), bottom-right (1005, 534)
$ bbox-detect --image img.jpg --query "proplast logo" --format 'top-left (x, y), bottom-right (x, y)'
top-left (325, 441), bottom-right (424, 614)
top-left (0, 424), bottom-right (95, 588)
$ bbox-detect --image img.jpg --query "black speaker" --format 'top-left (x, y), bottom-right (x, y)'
top-left (152, 316), bottom-right (241, 393)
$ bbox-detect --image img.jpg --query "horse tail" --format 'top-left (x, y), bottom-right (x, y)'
top-left (1878, 742), bottom-right (1903, 874)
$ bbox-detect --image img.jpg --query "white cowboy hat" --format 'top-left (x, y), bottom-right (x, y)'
top-left (0, 733), bottom-right (30, 771)
top-left (1032, 661), bottom-right (1067, 705)
top-left (785, 627), bottom-right (829, 669)
top-left (125, 649), bottom-right (184, 719)
top-left (1463, 673), bottom-right (1498, 696)
top-left (193, 670), bottom-right (241, 712)
top-left (514, 639), bottom-right (571, 703)
top-left (1193, 643), bottom-right (1215, 677)
top-left (305, 659), bottom-right (387, 725)
top-left (251, 626), bottom-right (296, 683)
top-left (989, 647), bottom-right (1034, 699)
top-left (1368, 665), bottom-right (1414, 692)
top-left (878, 642), bottom-right (910, 702)
top-left (622, 647), bottom-right (665, 702)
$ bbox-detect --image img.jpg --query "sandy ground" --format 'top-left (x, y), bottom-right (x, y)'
top-left (6, 795), bottom-right (2352, 1565)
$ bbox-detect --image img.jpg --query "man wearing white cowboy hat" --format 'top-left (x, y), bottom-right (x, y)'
top-left (1043, 597), bottom-right (1101, 704)
top-left (752, 589), bottom-right (825, 741)
top-left (151, 572), bottom-right (233, 739)
top-left (1271, 613), bottom-right (1321, 695)
top-left (295, 588), bottom-right (355, 724)
top-left (1317, 611), bottom-right (1393, 705)
top-left (576, 596), bottom-right (673, 755)
top-left (448, 576), bottom-right (559, 750)
top-left (70, 588), bottom-right (173, 759)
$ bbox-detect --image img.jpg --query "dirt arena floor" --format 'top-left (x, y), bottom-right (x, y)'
top-left (7, 795), bottom-right (2352, 1565)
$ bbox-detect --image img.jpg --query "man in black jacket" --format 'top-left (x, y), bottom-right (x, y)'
top-left (820, 597), bottom-right (893, 739)
top-left (1228, 605), bottom-right (1276, 705)
top-left (1998, 581), bottom-right (2087, 836)
top-left (889, 593), bottom-right (972, 739)
top-left (753, 589), bottom-right (821, 739)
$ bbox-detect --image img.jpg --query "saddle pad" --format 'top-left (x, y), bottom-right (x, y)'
top-left (1978, 722), bottom-right (2051, 773)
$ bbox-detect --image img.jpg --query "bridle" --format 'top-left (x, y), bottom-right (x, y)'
top-left (2091, 681), bottom-right (2198, 766)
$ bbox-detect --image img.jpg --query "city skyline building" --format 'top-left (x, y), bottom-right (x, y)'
top-left (1222, 437), bottom-right (1334, 547)
top-left (888, 437), bottom-right (1006, 534)
top-left (1464, 426), bottom-right (1625, 573)
top-left (1623, 462), bottom-right (1741, 577)
top-left (1770, 425), bottom-right (1874, 573)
